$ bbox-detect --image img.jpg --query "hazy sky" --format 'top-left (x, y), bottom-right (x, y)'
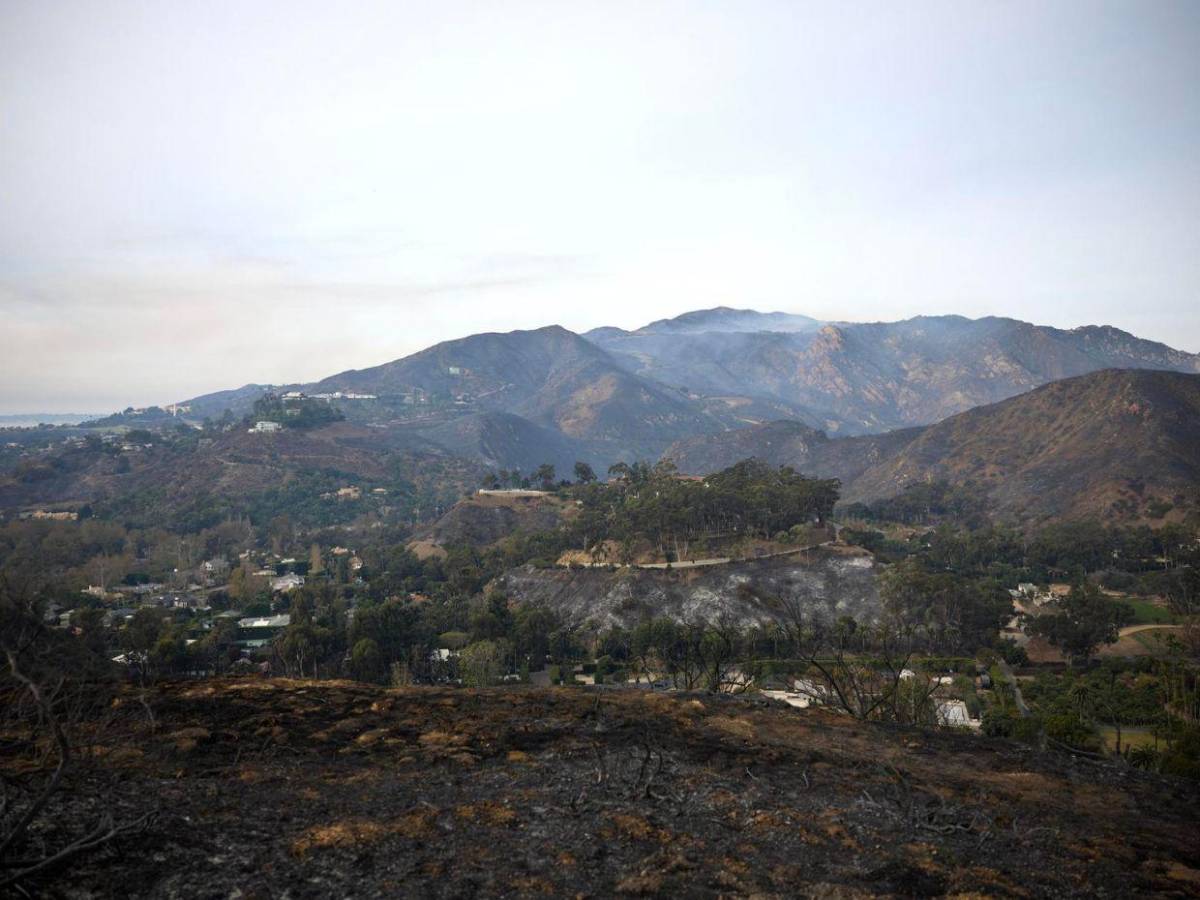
top-left (2, 1), bottom-right (1198, 413)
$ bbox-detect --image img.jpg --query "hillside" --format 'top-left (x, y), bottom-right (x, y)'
top-left (178, 310), bottom-right (1200, 474)
top-left (667, 370), bottom-right (1200, 525)
top-left (665, 420), bottom-right (922, 486)
top-left (18, 678), bottom-right (1200, 898)
top-left (10, 370), bottom-right (1196, 531)
top-left (418, 411), bottom-right (587, 474)
top-left (496, 545), bottom-right (880, 631)
top-left (589, 312), bottom-right (1200, 434)
top-left (415, 490), bottom-right (575, 548)
top-left (0, 423), bottom-right (480, 531)
top-left (315, 325), bottom-right (721, 449)
top-left (844, 368), bottom-right (1200, 522)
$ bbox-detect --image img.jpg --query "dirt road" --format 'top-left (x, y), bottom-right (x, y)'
top-left (579, 540), bottom-right (835, 570)
top-left (998, 660), bottom-right (1030, 718)
top-left (1118, 623), bottom-right (1181, 637)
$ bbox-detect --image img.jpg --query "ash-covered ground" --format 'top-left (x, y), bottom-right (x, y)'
top-left (7, 678), bottom-right (1200, 898)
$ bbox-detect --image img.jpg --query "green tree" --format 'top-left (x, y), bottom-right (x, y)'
top-left (460, 640), bottom-right (503, 687)
top-left (1026, 580), bottom-right (1134, 667)
top-left (350, 637), bottom-right (384, 682)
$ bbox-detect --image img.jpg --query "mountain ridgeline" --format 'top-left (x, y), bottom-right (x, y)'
top-left (665, 369), bottom-right (1200, 525)
top-left (5, 308), bottom-right (1197, 528)
top-left (179, 308), bottom-right (1199, 482)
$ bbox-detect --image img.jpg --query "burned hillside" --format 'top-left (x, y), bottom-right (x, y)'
top-left (495, 546), bottom-right (881, 631)
top-left (4, 678), bottom-right (1199, 898)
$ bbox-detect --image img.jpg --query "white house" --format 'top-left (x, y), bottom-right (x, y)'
top-left (237, 613), bottom-right (291, 630)
top-left (249, 421), bottom-right (282, 434)
top-left (271, 573), bottom-right (305, 593)
top-left (936, 699), bottom-right (978, 729)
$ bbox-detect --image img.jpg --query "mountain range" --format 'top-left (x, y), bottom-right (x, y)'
top-left (183, 306), bottom-right (1200, 479)
top-left (585, 311), bottom-right (1200, 433)
top-left (7, 307), bottom-right (1192, 527)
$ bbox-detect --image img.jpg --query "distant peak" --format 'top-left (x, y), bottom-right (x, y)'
top-left (635, 307), bottom-right (822, 336)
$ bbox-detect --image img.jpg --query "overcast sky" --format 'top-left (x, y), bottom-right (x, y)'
top-left (2, 1), bottom-right (1198, 413)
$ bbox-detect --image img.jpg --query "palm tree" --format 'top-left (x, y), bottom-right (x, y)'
top-left (1069, 680), bottom-right (1092, 724)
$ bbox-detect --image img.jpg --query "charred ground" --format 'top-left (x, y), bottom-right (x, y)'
top-left (8, 678), bottom-right (1200, 898)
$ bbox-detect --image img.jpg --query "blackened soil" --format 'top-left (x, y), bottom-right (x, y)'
top-left (6, 679), bottom-right (1200, 898)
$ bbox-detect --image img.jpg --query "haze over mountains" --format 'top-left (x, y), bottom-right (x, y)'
top-left (182, 307), bottom-right (1200, 483)
top-left (585, 310), bottom-right (1200, 433)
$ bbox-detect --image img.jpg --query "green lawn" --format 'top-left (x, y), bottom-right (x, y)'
top-left (1124, 598), bottom-right (1176, 626)
top-left (1099, 727), bottom-right (1158, 753)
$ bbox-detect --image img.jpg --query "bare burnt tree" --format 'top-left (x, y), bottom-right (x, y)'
top-left (763, 570), bottom-right (944, 724)
top-left (697, 616), bottom-right (749, 694)
top-left (0, 577), bottom-right (153, 891)
top-left (788, 615), bottom-right (941, 725)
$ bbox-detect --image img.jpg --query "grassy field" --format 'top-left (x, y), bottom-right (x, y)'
top-left (1133, 628), bottom-right (1178, 651)
top-left (1124, 597), bottom-right (1176, 625)
top-left (1099, 726), bottom-right (1159, 753)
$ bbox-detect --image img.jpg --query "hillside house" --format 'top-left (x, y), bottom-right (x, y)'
top-left (237, 614), bottom-right (291, 630)
top-left (249, 421), bottom-right (282, 434)
top-left (236, 613), bottom-right (290, 649)
top-left (271, 573), bottom-right (305, 593)
top-left (1008, 582), bottom-right (1058, 608)
top-left (321, 486), bottom-right (362, 501)
top-left (935, 700), bottom-right (977, 729)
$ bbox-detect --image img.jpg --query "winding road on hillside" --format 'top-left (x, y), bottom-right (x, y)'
top-left (1117, 623), bottom-right (1182, 638)
top-left (574, 538), bottom-right (838, 570)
